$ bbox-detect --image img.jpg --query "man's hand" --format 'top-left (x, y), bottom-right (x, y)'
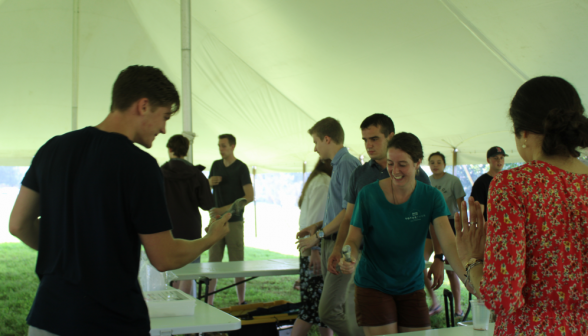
top-left (455, 197), bottom-right (487, 268)
top-left (209, 176), bottom-right (222, 187)
top-left (309, 250), bottom-right (321, 276)
top-left (296, 223), bottom-right (319, 239)
top-left (327, 250), bottom-right (342, 275)
top-left (427, 258), bottom-right (445, 290)
top-left (206, 213), bottom-right (231, 241)
top-left (339, 256), bottom-right (356, 275)
top-left (210, 207), bottom-right (224, 218)
top-left (297, 235), bottom-right (319, 253)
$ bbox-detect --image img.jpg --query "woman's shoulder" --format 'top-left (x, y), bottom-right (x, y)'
top-left (311, 173), bottom-right (331, 186)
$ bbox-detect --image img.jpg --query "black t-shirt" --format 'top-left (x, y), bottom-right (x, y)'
top-left (23, 127), bottom-right (172, 336)
top-left (209, 159), bottom-right (252, 222)
top-left (470, 173), bottom-right (494, 220)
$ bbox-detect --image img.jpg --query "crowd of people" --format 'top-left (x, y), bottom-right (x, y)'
top-left (8, 64), bottom-right (588, 336)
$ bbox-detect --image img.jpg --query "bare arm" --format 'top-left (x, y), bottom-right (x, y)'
top-left (343, 224), bottom-right (363, 261)
top-left (242, 184), bottom-right (254, 204)
top-left (9, 186), bottom-right (41, 250)
top-left (428, 223), bottom-right (444, 255)
top-left (322, 209), bottom-right (346, 236)
top-left (140, 213), bottom-right (231, 271)
top-left (334, 203), bottom-right (355, 251)
top-left (432, 215), bottom-right (467, 283)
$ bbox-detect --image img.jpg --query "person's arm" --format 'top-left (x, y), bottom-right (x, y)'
top-left (297, 210), bottom-right (345, 252)
top-left (432, 215), bottom-right (467, 284)
top-left (328, 203), bottom-right (354, 274)
top-left (339, 225), bottom-right (363, 274)
top-left (197, 172), bottom-right (215, 211)
top-left (427, 221), bottom-right (445, 290)
top-left (140, 213), bottom-right (231, 271)
top-left (9, 186), bottom-right (41, 250)
top-left (242, 184), bottom-right (254, 204)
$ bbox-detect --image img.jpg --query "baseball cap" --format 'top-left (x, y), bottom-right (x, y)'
top-left (487, 146), bottom-right (508, 158)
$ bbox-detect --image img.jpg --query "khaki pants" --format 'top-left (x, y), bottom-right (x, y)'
top-left (209, 221), bottom-right (244, 262)
top-left (318, 239), bottom-right (365, 336)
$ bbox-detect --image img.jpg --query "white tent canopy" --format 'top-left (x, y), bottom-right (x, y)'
top-left (2, 0), bottom-right (587, 172)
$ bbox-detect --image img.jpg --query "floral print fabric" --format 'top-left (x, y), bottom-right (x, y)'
top-left (481, 161), bottom-right (588, 335)
top-left (298, 254), bottom-right (327, 327)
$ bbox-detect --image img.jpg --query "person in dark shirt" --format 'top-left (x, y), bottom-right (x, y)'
top-left (207, 134), bottom-right (254, 305)
top-left (9, 65), bottom-right (231, 336)
top-left (161, 134), bottom-right (214, 296)
top-left (470, 146), bottom-right (508, 220)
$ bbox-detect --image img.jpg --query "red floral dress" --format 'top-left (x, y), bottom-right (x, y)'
top-left (480, 161), bottom-right (588, 335)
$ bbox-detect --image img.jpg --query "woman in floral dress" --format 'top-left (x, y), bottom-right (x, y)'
top-left (292, 159), bottom-right (333, 336)
top-left (457, 76), bottom-right (588, 335)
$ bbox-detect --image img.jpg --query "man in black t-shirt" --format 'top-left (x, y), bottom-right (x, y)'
top-left (9, 66), bottom-right (231, 336)
top-left (470, 146), bottom-right (508, 220)
top-left (207, 134), bottom-right (254, 305)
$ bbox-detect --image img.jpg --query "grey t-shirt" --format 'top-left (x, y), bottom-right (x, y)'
top-left (429, 173), bottom-right (466, 219)
top-left (209, 159), bottom-right (252, 222)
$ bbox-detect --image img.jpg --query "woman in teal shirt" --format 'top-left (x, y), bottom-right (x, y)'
top-left (340, 133), bottom-right (468, 335)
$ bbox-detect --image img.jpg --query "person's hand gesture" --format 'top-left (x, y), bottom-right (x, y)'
top-left (297, 235), bottom-right (319, 253)
top-left (309, 250), bottom-right (322, 276)
top-left (327, 250), bottom-right (341, 275)
top-left (427, 258), bottom-right (445, 290)
top-left (339, 256), bottom-right (356, 275)
top-left (296, 225), bottom-right (318, 239)
top-left (455, 197), bottom-right (487, 268)
top-left (206, 213), bottom-right (231, 241)
top-left (209, 176), bottom-right (222, 186)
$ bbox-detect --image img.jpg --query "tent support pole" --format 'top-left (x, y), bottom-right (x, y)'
top-left (252, 167), bottom-right (257, 237)
top-left (181, 0), bottom-right (195, 163)
top-left (453, 148), bottom-right (457, 175)
top-left (71, 0), bottom-right (79, 131)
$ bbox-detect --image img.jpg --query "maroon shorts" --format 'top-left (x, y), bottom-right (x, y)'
top-left (355, 286), bottom-right (430, 328)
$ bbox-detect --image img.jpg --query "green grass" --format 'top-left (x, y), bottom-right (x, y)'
top-left (0, 243), bottom-right (39, 336)
top-left (0, 243), bottom-right (471, 336)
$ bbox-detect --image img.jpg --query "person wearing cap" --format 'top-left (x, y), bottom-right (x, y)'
top-left (469, 146), bottom-right (508, 220)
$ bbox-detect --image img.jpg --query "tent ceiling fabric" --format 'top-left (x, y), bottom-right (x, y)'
top-left (1, 0), bottom-right (587, 172)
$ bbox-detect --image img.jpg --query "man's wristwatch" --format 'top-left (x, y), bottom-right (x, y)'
top-left (434, 254), bottom-right (445, 262)
top-left (316, 230), bottom-right (325, 239)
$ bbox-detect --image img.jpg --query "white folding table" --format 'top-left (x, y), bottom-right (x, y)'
top-left (149, 301), bottom-right (241, 335)
top-left (395, 323), bottom-right (495, 335)
top-left (170, 258), bottom-right (300, 302)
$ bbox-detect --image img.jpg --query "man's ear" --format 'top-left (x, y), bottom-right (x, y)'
top-left (136, 98), bottom-right (150, 116)
top-left (387, 132), bottom-right (395, 141)
top-left (323, 135), bottom-right (331, 145)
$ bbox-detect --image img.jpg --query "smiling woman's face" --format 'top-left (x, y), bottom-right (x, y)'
top-left (387, 147), bottom-right (419, 186)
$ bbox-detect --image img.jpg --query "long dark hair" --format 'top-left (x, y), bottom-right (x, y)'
top-left (510, 76), bottom-right (588, 157)
top-left (298, 159), bottom-right (333, 208)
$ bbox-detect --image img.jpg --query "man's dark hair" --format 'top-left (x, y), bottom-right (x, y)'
top-left (510, 76), bottom-right (588, 157)
top-left (428, 151), bottom-right (446, 165)
top-left (167, 135), bottom-right (190, 157)
top-left (219, 134), bottom-right (236, 146)
top-left (308, 117), bottom-right (345, 144)
top-left (387, 132), bottom-right (423, 164)
top-left (111, 65), bottom-right (180, 114)
top-left (360, 114), bottom-right (395, 137)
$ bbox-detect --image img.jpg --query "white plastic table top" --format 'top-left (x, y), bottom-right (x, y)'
top-left (150, 301), bottom-right (240, 335)
top-left (395, 323), bottom-right (495, 335)
top-left (170, 258), bottom-right (299, 281)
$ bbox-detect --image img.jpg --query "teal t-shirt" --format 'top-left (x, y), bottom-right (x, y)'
top-left (352, 180), bottom-right (450, 295)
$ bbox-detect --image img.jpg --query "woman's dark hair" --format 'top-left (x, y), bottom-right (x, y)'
top-left (510, 76), bottom-right (588, 157)
top-left (298, 159), bottom-right (333, 208)
top-left (387, 132), bottom-right (423, 164)
top-left (167, 134), bottom-right (190, 157)
top-left (428, 151), bottom-right (446, 165)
